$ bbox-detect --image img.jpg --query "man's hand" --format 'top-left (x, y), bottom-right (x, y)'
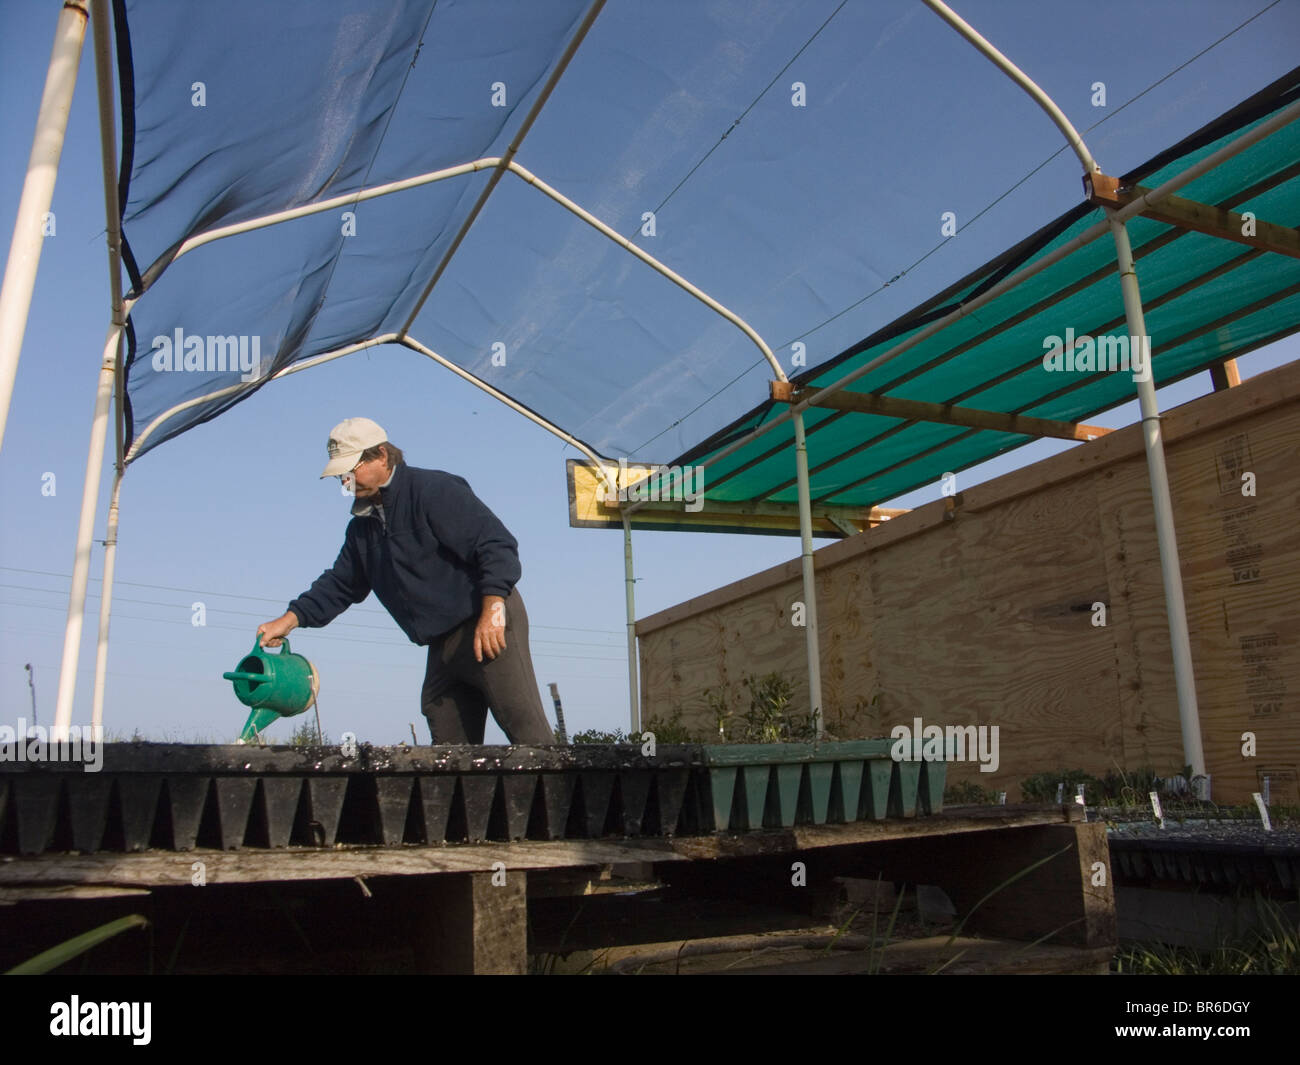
top-left (474, 595), bottom-right (507, 662)
top-left (257, 612), bottom-right (299, 648)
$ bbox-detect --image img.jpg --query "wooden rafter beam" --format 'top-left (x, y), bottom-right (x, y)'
top-left (630, 495), bottom-right (907, 527)
top-left (1086, 173), bottom-right (1300, 260)
top-left (703, 165), bottom-right (1299, 501)
top-left (1210, 359), bottom-right (1241, 391)
top-left (770, 381), bottom-right (1112, 442)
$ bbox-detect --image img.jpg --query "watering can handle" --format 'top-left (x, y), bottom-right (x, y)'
top-left (252, 636), bottom-right (292, 654)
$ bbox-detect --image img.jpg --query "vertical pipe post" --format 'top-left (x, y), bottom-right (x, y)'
top-left (53, 323), bottom-right (120, 739)
top-left (91, 466), bottom-right (123, 732)
top-left (792, 410), bottom-right (825, 737)
top-left (25, 664), bottom-right (38, 726)
top-left (1106, 214), bottom-right (1207, 791)
top-left (622, 511), bottom-right (640, 732)
top-left (89, 0), bottom-right (125, 733)
top-left (921, 0), bottom-right (1206, 793)
top-left (547, 682), bottom-right (569, 744)
top-left (0, 0), bottom-right (90, 453)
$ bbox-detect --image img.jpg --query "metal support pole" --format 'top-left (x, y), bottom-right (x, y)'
top-left (923, 0), bottom-right (1208, 790)
top-left (1106, 214), bottom-right (1207, 788)
top-left (53, 324), bottom-right (120, 739)
top-left (547, 682), bottom-right (569, 744)
top-left (621, 511), bottom-right (640, 733)
top-left (91, 466), bottom-right (123, 732)
top-left (792, 410), bottom-right (824, 737)
top-left (0, 0), bottom-right (89, 454)
top-left (397, 0), bottom-right (607, 339)
top-left (88, 0), bottom-right (126, 734)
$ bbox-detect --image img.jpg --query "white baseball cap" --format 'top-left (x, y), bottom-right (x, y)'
top-left (320, 417), bottom-right (387, 478)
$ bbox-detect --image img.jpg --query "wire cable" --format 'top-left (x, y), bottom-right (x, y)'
top-left (0, 597), bottom-right (626, 663)
top-left (622, 0), bottom-right (1285, 457)
top-left (0, 566), bottom-right (623, 636)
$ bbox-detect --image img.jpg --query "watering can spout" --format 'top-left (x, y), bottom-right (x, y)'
top-left (239, 707), bottom-right (284, 744)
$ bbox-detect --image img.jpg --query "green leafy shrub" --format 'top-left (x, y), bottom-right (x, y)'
top-left (576, 672), bottom-right (818, 747)
top-left (714, 672), bottom-right (819, 744)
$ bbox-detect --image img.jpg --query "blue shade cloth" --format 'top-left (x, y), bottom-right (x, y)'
top-left (117, 0), bottom-right (591, 455)
top-left (111, 0), bottom-right (1300, 519)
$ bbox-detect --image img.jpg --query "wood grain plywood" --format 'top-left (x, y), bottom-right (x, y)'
top-left (1162, 405), bottom-right (1300, 800)
top-left (636, 361), bottom-right (1300, 802)
top-left (870, 475), bottom-right (1122, 796)
top-left (1096, 459), bottom-right (1183, 776)
top-left (639, 559), bottom-right (880, 738)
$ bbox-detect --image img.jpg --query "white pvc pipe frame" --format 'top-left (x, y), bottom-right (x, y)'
top-left (51, 0), bottom-right (121, 739)
top-left (622, 0), bottom-right (1299, 773)
top-left (0, 1), bottom-right (89, 455)
top-left (46, 0), bottom-right (1297, 754)
top-left (51, 0), bottom-right (828, 739)
top-left (622, 8), bottom-right (1299, 779)
top-left (927, 0), bottom-right (1209, 784)
top-left (106, 152), bottom-right (824, 735)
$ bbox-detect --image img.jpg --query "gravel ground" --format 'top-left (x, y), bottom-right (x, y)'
top-left (1105, 818), bottom-right (1300, 851)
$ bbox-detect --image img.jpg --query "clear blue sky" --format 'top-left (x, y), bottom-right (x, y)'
top-left (2, 0), bottom-right (1296, 744)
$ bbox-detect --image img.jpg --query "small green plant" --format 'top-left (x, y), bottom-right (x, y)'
top-left (1020, 769), bottom-right (1104, 803)
top-left (640, 706), bottom-right (698, 744)
top-left (1115, 893), bottom-right (1299, 975)
top-left (102, 728), bottom-right (149, 743)
top-left (944, 779), bottom-right (1000, 805)
top-left (1096, 764), bottom-right (1159, 807)
top-left (288, 719), bottom-right (327, 746)
top-left (739, 672), bottom-right (794, 743)
top-left (702, 683), bottom-right (736, 739)
top-left (570, 709), bottom-right (700, 747)
top-left (570, 727), bottom-right (630, 744)
top-left (576, 673), bottom-right (820, 748)
top-left (735, 672), bottom-right (818, 744)
top-left (1020, 764), bottom-right (1254, 809)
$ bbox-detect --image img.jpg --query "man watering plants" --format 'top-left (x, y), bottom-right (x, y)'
top-left (256, 417), bottom-right (556, 745)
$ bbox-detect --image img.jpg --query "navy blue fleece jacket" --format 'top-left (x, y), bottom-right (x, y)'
top-left (287, 462), bottom-right (521, 645)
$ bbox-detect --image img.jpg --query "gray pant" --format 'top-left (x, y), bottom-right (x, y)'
top-left (420, 588), bottom-right (555, 745)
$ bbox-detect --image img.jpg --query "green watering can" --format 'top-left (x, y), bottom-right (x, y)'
top-left (223, 638), bottom-right (320, 742)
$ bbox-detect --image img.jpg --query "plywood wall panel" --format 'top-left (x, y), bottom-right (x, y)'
top-left (636, 362), bottom-right (1300, 802)
top-left (1163, 407), bottom-right (1300, 802)
top-left (870, 475), bottom-right (1126, 795)
top-left (1096, 461), bottom-right (1184, 776)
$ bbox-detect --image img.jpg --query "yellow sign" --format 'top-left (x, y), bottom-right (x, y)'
top-left (565, 459), bottom-right (897, 537)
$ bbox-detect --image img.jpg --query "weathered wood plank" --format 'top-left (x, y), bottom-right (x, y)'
top-left (0, 807), bottom-right (1076, 893)
top-left (411, 871), bottom-right (529, 975)
top-left (732, 938), bottom-right (1116, 975)
top-left (0, 840), bottom-right (685, 889)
